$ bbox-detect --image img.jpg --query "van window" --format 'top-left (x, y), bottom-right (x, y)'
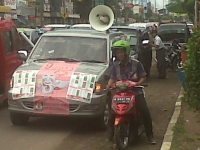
top-left (12, 27), bottom-right (21, 50)
top-left (2, 31), bottom-right (14, 55)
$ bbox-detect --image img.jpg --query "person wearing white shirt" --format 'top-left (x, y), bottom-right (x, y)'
top-left (151, 30), bottom-right (166, 79)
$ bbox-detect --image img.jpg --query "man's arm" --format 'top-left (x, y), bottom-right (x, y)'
top-left (136, 62), bottom-right (147, 85)
top-left (106, 66), bottom-right (116, 89)
top-left (138, 76), bottom-right (146, 85)
top-left (106, 78), bottom-right (115, 89)
top-left (151, 36), bottom-right (160, 49)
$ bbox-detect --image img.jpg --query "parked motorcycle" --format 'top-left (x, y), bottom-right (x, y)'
top-left (165, 39), bottom-right (182, 71)
top-left (110, 80), bottom-right (146, 150)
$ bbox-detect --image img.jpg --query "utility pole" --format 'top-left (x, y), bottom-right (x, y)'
top-left (163, 0), bottom-right (164, 14)
top-left (63, 0), bottom-right (66, 23)
top-left (115, 0), bottom-right (118, 25)
top-left (155, 0), bottom-right (156, 13)
top-left (40, 0), bottom-right (44, 27)
top-left (194, 0), bottom-right (198, 28)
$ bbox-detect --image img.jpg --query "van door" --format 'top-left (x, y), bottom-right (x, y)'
top-left (2, 28), bottom-right (22, 92)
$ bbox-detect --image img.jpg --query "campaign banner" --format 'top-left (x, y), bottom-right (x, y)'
top-left (33, 61), bottom-right (81, 115)
top-left (67, 72), bottom-right (97, 103)
top-left (12, 70), bottom-right (39, 100)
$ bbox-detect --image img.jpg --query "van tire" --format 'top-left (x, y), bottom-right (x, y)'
top-left (10, 112), bottom-right (29, 126)
top-left (3, 99), bottom-right (8, 107)
top-left (96, 95), bottom-right (111, 131)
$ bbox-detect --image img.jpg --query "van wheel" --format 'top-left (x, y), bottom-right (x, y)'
top-left (97, 97), bottom-right (111, 130)
top-left (10, 112), bottom-right (29, 126)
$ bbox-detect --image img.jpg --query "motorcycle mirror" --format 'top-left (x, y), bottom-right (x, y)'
top-left (142, 40), bottom-right (149, 45)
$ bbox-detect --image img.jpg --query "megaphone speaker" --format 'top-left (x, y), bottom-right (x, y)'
top-left (89, 5), bottom-right (114, 31)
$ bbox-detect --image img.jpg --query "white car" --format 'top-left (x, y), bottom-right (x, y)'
top-left (72, 24), bottom-right (93, 29)
top-left (128, 23), bottom-right (153, 32)
top-left (44, 24), bottom-right (71, 30)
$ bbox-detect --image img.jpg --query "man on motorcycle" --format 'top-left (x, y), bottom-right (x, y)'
top-left (106, 40), bottom-right (156, 144)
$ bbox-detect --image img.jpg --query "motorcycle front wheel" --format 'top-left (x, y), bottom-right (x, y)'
top-left (115, 123), bottom-right (129, 150)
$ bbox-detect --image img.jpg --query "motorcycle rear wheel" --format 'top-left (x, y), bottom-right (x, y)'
top-left (172, 59), bottom-right (180, 72)
top-left (115, 123), bottom-right (129, 150)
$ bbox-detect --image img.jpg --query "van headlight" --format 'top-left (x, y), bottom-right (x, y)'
top-left (94, 83), bottom-right (102, 93)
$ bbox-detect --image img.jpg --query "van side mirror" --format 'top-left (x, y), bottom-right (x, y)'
top-left (142, 40), bottom-right (149, 45)
top-left (18, 50), bottom-right (28, 60)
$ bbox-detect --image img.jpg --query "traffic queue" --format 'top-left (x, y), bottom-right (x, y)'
top-left (0, 4), bottom-right (192, 150)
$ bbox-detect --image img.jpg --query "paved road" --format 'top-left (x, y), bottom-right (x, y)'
top-left (0, 66), bottom-right (181, 150)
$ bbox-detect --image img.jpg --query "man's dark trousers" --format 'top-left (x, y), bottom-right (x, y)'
top-left (156, 48), bottom-right (166, 78)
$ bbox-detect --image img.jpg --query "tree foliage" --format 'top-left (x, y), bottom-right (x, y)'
top-left (146, 8), bottom-right (152, 19)
top-left (166, 0), bottom-right (195, 21)
top-left (184, 28), bottom-right (200, 109)
top-left (74, 0), bottom-right (93, 21)
top-left (121, 7), bottom-right (133, 18)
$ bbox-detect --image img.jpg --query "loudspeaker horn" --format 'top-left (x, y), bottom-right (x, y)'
top-left (89, 5), bottom-right (114, 31)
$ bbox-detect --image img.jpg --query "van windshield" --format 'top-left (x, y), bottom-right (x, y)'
top-left (158, 25), bottom-right (186, 42)
top-left (158, 25), bottom-right (186, 34)
top-left (29, 36), bottom-right (107, 62)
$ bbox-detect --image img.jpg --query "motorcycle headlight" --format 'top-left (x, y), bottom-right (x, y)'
top-left (116, 83), bottom-right (129, 91)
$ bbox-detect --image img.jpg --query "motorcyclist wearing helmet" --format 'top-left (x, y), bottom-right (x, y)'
top-left (106, 40), bottom-right (156, 144)
top-left (33, 29), bottom-right (45, 44)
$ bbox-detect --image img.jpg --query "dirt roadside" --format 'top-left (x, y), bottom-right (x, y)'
top-left (170, 100), bottom-right (200, 150)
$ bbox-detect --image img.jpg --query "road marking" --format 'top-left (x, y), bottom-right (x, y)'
top-left (160, 87), bottom-right (184, 150)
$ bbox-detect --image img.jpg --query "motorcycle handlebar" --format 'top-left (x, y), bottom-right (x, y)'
top-left (103, 84), bottom-right (148, 91)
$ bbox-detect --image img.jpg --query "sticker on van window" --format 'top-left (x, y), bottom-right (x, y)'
top-left (12, 70), bottom-right (39, 100)
top-left (66, 72), bottom-right (97, 103)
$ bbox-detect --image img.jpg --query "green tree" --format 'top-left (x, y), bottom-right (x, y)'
top-left (166, 0), bottom-right (195, 21)
top-left (121, 7), bottom-right (133, 18)
top-left (105, 0), bottom-right (122, 18)
top-left (146, 8), bottom-right (152, 19)
top-left (74, 0), bottom-right (93, 21)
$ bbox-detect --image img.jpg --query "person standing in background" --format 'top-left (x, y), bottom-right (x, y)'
top-left (151, 30), bottom-right (166, 79)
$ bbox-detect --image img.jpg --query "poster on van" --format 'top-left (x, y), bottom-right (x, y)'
top-left (67, 72), bottom-right (97, 103)
top-left (12, 70), bottom-right (39, 100)
top-left (33, 61), bottom-right (81, 115)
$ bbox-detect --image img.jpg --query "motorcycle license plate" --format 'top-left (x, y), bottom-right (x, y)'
top-left (113, 97), bottom-right (132, 103)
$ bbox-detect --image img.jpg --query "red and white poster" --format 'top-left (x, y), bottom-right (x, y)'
top-left (33, 61), bottom-right (81, 115)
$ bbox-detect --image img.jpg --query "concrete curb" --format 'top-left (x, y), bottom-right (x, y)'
top-left (160, 87), bottom-right (185, 150)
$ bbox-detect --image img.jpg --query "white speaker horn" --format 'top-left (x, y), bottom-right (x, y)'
top-left (89, 5), bottom-right (114, 31)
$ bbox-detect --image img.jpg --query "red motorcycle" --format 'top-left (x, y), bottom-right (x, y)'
top-left (111, 80), bottom-right (146, 150)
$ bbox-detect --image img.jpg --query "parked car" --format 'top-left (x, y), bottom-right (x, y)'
top-left (0, 20), bottom-right (23, 105)
top-left (8, 29), bottom-right (125, 129)
top-left (129, 23), bottom-right (153, 32)
top-left (157, 22), bottom-right (191, 47)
